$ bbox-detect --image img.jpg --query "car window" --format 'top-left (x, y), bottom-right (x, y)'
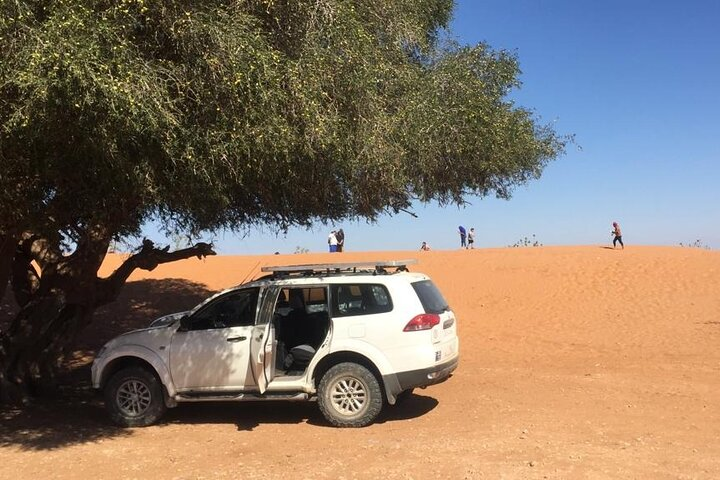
top-left (305, 287), bottom-right (328, 313)
top-left (188, 288), bottom-right (259, 330)
top-left (332, 284), bottom-right (393, 317)
top-left (411, 280), bottom-right (449, 314)
top-left (276, 287), bottom-right (328, 315)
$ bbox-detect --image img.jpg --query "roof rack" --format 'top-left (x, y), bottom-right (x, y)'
top-left (260, 259), bottom-right (417, 277)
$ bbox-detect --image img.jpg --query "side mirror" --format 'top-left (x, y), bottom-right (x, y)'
top-left (178, 315), bottom-right (192, 332)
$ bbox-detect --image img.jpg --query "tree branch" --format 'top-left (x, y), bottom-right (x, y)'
top-left (59, 224), bottom-right (112, 278)
top-left (11, 243), bottom-right (41, 308)
top-left (94, 240), bottom-right (216, 307)
top-left (17, 232), bottom-right (62, 272)
top-left (398, 208), bottom-right (418, 218)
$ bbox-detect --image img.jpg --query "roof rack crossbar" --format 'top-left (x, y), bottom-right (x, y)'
top-left (260, 259), bottom-right (417, 275)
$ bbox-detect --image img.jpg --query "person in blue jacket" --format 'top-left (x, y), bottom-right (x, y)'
top-left (458, 226), bottom-right (467, 248)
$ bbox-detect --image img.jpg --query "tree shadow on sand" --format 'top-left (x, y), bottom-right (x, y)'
top-left (0, 278), bottom-right (213, 451)
top-left (0, 383), bottom-right (127, 450)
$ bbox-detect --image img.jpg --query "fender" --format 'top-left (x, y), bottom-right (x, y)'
top-left (326, 338), bottom-right (396, 376)
top-left (93, 344), bottom-right (178, 398)
top-left (324, 338), bottom-right (416, 404)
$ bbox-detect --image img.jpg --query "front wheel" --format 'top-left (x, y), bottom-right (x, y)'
top-left (317, 362), bottom-right (383, 427)
top-left (104, 367), bottom-right (167, 427)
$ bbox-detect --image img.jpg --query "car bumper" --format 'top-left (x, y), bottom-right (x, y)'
top-left (397, 356), bottom-right (458, 390)
top-left (382, 356), bottom-right (458, 403)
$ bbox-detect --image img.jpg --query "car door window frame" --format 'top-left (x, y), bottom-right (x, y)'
top-left (186, 287), bottom-right (261, 331)
top-left (257, 286), bottom-right (279, 326)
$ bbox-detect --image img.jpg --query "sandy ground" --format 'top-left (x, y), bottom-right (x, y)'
top-left (1, 245), bottom-right (719, 479)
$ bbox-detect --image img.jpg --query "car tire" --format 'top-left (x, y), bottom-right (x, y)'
top-left (318, 362), bottom-right (383, 428)
top-left (104, 367), bottom-right (167, 427)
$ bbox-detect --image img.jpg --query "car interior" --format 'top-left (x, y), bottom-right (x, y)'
top-left (273, 287), bottom-right (330, 375)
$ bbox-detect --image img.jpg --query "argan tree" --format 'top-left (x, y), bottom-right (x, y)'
top-left (0, 0), bottom-right (565, 402)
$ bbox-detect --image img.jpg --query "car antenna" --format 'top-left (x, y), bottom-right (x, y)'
top-left (239, 260), bottom-right (261, 285)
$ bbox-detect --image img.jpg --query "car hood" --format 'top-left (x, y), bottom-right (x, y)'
top-left (97, 311), bottom-right (187, 357)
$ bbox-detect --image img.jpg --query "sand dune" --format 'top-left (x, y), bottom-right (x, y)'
top-left (2, 246), bottom-right (719, 479)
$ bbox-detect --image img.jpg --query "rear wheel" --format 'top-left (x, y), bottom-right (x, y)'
top-left (318, 362), bottom-right (383, 427)
top-left (104, 367), bottom-right (167, 427)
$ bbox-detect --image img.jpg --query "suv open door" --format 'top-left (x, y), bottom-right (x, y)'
top-left (250, 287), bottom-right (278, 393)
top-left (250, 322), bottom-right (274, 393)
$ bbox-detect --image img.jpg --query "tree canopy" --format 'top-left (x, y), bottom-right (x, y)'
top-left (1, 0), bottom-right (564, 242)
top-left (0, 0), bottom-right (566, 401)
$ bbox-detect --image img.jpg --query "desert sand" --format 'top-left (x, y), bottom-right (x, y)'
top-left (1, 246), bottom-right (719, 479)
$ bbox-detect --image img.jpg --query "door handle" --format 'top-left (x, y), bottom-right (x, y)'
top-left (227, 336), bottom-right (247, 342)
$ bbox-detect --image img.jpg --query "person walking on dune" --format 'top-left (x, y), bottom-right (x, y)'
top-left (611, 222), bottom-right (624, 249)
top-left (467, 227), bottom-right (476, 249)
top-left (458, 225), bottom-right (467, 249)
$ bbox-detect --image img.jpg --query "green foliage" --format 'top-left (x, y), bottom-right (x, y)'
top-left (509, 234), bottom-right (543, 248)
top-left (1, 0), bottom-right (567, 244)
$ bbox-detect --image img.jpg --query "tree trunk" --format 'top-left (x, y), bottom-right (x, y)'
top-left (0, 233), bottom-right (16, 305)
top-left (0, 292), bottom-right (66, 402)
top-left (0, 238), bottom-right (216, 404)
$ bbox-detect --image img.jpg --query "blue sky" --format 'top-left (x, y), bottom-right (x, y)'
top-left (146, 0), bottom-right (720, 253)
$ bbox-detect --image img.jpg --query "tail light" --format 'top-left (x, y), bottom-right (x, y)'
top-left (403, 313), bottom-right (440, 332)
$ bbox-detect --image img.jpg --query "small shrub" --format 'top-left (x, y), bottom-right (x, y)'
top-left (678, 239), bottom-right (710, 249)
top-left (509, 234), bottom-right (543, 248)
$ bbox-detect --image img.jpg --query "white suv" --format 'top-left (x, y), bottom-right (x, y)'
top-left (92, 260), bottom-right (459, 428)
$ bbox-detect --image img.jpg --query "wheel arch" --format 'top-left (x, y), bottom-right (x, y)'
top-left (97, 346), bottom-right (177, 400)
top-left (312, 351), bottom-right (387, 399)
top-left (100, 356), bottom-right (155, 388)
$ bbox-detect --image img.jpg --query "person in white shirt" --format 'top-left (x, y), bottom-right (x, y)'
top-left (328, 230), bottom-right (338, 252)
top-left (467, 228), bottom-right (476, 249)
